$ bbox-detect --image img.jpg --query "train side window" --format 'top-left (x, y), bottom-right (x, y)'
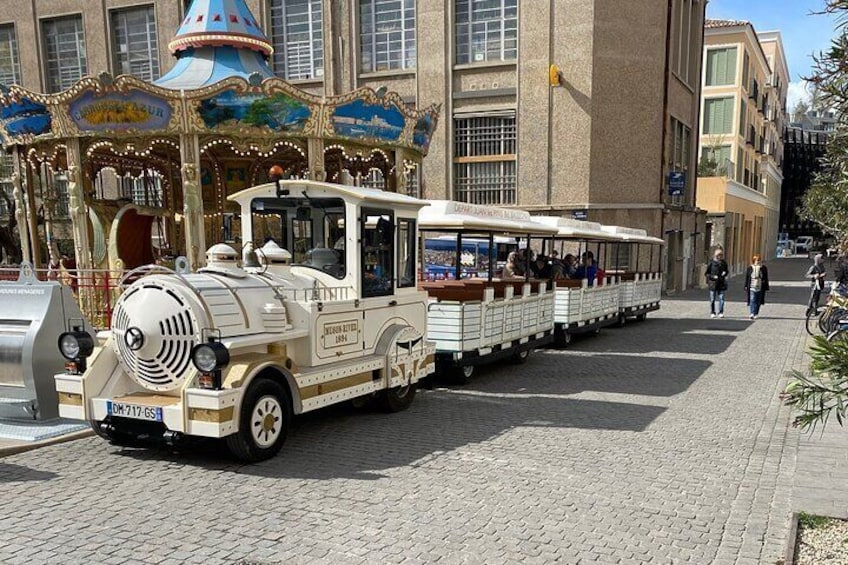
top-left (292, 217), bottom-right (313, 264)
top-left (361, 208), bottom-right (394, 297)
top-left (397, 218), bottom-right (416, 288)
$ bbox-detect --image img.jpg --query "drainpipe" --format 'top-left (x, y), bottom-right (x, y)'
top-left (659, 0), bottom-right (673, 289)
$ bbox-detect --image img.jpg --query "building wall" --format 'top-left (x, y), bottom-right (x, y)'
top-left (1, 0), bottom-right (707, 290)
top-left (696, 23), bottom-right (787, 268)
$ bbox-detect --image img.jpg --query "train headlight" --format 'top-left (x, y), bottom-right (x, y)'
top-left (58, 327), bottom-right (94, 374)
top-left (191, 340), bottom-right (230, 388)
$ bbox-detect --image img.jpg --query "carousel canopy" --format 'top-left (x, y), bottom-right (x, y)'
top-left (0, 0), bottom-right (439, 159)
top-left (156, 0), bottom-right (275, 90)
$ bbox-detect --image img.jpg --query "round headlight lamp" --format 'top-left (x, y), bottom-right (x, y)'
top-left (191, 341), bottom-right (230, 373)
top-left (58, 329), bottom-right (94, 361)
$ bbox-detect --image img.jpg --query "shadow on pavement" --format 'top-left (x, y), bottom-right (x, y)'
top-left (110, 364), bottom-right (671, 480)
top-left (471, 353), bottom-right (710, 398)
top-left (0, 462), bottom-right (58, 483)
top-left (572, 318), bottom-right (743, 355)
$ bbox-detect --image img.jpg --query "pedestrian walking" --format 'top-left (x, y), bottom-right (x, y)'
top-left (744, 255), bottom-right (769, 319)
top-left (705, 248), bottom-right (729, 318)
top-left (806, 253), bottom-right (827, 315)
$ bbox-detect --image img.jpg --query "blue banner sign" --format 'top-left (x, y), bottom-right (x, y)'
top-left (668, 171), bottom-right (686, 196)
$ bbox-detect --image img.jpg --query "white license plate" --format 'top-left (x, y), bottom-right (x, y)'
top-left (107, 401), bottom-right (163, 422)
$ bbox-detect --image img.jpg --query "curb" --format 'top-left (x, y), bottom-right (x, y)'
top-left (784, 512), bottom-right (799, 565)
top-left (0, 428), bottom-right (95, 458)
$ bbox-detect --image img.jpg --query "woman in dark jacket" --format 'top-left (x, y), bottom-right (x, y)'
top-left (744, 254), bottom-right (770, 319)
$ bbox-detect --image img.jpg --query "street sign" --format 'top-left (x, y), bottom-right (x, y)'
top-left (668, 171), bottom-right (685, 197)
top-left (572, 209), bottom-right (588, 220)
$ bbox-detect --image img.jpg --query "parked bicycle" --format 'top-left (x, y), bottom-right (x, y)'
top-left (807, 283), bottom-right (848, 336)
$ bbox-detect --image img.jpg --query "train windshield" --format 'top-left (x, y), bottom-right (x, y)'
top-left (250, 197), bottom-right (347, 279)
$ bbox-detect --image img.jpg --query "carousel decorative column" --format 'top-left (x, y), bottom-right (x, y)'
top-left (307, 138), bottom-right (327, 181)
top-left (394, 148), bottom-right (408, 195)
top-left (66, 139), bottom-right (92, 271)
top-left (10, 147), bottom-right (31, 264)
top-left (180, 134), bottom-right (206, 269)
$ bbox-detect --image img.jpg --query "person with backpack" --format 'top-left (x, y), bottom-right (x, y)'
top-left (806, 253), bottom-right (827, 315)
top-left (744, 254), bottom-right (770, 319)
top-left (705, 248), bottom-right (729, 318)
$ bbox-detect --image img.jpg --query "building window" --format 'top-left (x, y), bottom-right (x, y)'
top-left (270, 0), bottom-right (324, 80)
top-left (453, 113), bottom-right (516, 205)
top-left (670, 118), bottom-right (691, 172)
top-left (705, 47), bottom-right (736, 86)
top-left (674, 0), bottom-right (694, 84)
top-left (360, 0), bottom-right (416, 73)
top-left (703, 97), bottom-right (733, 135)
top-left (455, 0), bottom-right (517, 65)
top-left (111, 5), bottom-right (160, 81)
top-left (362, 168), bottom-right (386, 190)
top-left (0, 24), bottom-right (21, 85)
top-left (42, 15), bottom-right (87, 93)
top-left (0, 152), bottom-right (13, 216)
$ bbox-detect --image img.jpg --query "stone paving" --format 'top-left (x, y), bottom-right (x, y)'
top-left (0, 259), bottom-right (816, 564)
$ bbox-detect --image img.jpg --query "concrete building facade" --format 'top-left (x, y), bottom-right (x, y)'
top-left (0, 0), bottom-right (708, 290)
top-left (696, 20), bottom-right (788, 275)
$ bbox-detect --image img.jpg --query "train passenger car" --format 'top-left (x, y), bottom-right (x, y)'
top-left (600, 225), bottom-right (664, 322)
top-left (54, 180), bottom-right (435, 461)
top-left (531, 216), bottom-right (624, 345)
top-left (418, 201), bottom-right (559, 381)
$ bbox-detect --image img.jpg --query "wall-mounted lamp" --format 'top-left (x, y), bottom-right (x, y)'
top-left (549, 64), bottom-right (565, 87)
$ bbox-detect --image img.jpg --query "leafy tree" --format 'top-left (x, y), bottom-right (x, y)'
top-left (786, 0), bottom-right (848, 429)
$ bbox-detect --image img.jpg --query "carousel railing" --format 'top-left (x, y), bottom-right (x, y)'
top-left (0, 266), bottom-right (125, 330)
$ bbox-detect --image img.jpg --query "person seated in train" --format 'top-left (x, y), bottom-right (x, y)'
top-left (531, 255), bottom-right (553, 280)
top-left (562, 254), bottom-right (578, 278)
top-left (574, 254), bottom-right (598, 286)
top-left (504, 251), bottom-right (522, 278)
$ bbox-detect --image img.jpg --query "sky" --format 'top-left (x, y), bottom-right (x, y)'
top-left (706, 0), bottom-right (838, 110)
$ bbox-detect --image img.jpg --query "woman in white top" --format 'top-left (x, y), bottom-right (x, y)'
top-left (744, 254), bottom-right (770, 319)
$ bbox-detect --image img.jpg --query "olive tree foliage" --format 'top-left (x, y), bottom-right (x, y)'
top-left (784, 1), bottom-right (848, 431)
top-left (801, 2), bottom-right (848, 248)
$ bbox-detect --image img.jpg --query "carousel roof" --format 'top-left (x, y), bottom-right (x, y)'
top-left (0, 0), bottom-right (440, 157)
top-left (155, 0), bottom-right (274, 90)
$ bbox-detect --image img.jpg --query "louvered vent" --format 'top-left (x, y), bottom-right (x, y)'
top-left (111, 282), bottom-right (200, 391)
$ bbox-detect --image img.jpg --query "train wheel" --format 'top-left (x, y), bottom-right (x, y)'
top-left (451, 364), bottom-right (475, 384)
top-left (512, 348), bottom-right (531, 364)
top-left (555, 329), bottom-right (572, 347)
top-left (380, 383), bottom-right (417, 412)
top-left (637, 313), bottom-right (647, 322)
top-left (226, 378), bottom-right (291, 462)
top-left (617, 315), bottom-right (626, 327)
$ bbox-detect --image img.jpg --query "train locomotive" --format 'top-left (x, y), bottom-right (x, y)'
top-left (55, 180), bottom-right (435, 461)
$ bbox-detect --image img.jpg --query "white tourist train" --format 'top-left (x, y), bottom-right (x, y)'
top-left (53, 180), bottom-right (663, 461)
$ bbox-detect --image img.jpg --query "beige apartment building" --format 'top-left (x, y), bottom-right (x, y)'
top-left (696, 20), bottom-right (788, 274)
top-left (0, 0), bottom-right (707, 291)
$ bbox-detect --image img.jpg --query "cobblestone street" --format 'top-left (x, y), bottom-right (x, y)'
top-left (0, 259), bottom-right (815, 564)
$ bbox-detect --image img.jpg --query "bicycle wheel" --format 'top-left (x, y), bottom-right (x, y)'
top-left (827, 308), bottom-right (848, 334)
top-left (818, 307), bottom-right (834, 334)
top-left (828, 328), bottom-right (848, 342)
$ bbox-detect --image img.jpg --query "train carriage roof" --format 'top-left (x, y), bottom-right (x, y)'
top-left (228, 180), bottom-right (429, 211)
top-left (600, 225), bottom-right (665, 245)
top-left (532, 216), bottom-right (622, 241)
top-left (419, 200), bottom-right (558, 236)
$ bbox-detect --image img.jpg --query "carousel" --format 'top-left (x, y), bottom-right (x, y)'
top-left (0, 0), bottom-right (439, 325)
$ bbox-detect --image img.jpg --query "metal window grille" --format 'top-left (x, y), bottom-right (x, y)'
top-left (42, 16), bottom-right (87, 93)
top-left (455, 0), bottom-right (517, 64)
top-left (405, 165), bottom-right (419, 197)
top-left (53, 174), bottom-right (70, 219)
top-left (360, 0), bottom-right (416, 73)
top-left (110, 5), bottom-right (160, 81)
top-left (454, 114), bottom-right (516, 157)
top-left (453, 114), bottom-right (516, 205)
top-left (120, 172), bottom-right (163, 208)
top-left (270, 0), bottom-right (324, 80)
top-left (362, 168), bottom-right (386, 190)
top-left (0, 24), bottom-right (21, 85)
top-left (0, 152), bottom-right (12, 216)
